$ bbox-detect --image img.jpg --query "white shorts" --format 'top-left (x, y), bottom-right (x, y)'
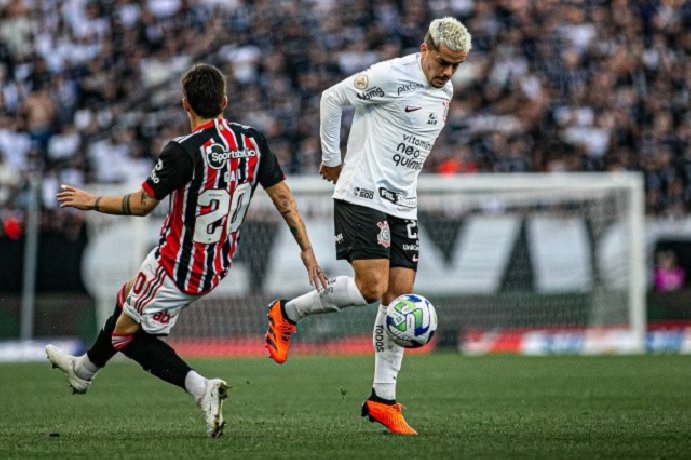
top-left (123, 249), bottom-right (201, 335)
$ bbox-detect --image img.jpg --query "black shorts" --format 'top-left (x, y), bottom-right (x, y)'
top-left (333, 199), bottom-right (418, 270)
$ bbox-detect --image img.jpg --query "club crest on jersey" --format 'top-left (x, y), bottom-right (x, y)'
top-left (205, 143), bottom-right (256, 169)
top-left (376, 221), bottom-right (390, 249)
top-left (354, 73), bottom-right (369, 90)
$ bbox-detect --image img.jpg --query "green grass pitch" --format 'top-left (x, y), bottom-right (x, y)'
top-left (1, 354), bottom-right (690, 458)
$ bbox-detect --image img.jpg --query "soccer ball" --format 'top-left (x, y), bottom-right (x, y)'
top-left (385, 294), bottom-right (438, 348)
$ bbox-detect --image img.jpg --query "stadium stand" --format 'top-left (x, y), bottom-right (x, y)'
top-left (0, 0), bottom-right (688, 234)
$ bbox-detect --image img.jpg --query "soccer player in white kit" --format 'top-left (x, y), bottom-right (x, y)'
top-left (265, 18), bottom-right (471, 435)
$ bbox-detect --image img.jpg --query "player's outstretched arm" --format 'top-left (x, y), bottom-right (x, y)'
top-left (265, 181), bottom-right (329, 290)
top-left (57, 184), bottom-right (159, 216)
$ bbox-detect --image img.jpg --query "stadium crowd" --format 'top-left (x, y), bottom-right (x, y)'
top-left (0, 0), bottom-right (688, 239)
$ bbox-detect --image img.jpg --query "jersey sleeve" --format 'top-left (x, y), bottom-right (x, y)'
top-left (142, 141), bottom-right (193, 200)
top-left (254, 131), bottom-right (285, 188)
top-left (339, 61), bottom-right (396, 107)
top-left (320, 61), bottom-right (397, 166)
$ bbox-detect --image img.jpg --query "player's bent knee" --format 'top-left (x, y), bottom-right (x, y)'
top-left (354, 277), bottom-right (386, 302)
top-left (358, 284), bottom-right (385, 303)
top-left (353, 260), bottom-right (389, 301)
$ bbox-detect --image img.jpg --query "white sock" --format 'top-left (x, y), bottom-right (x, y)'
top-left (285, 276), bottom-right (367, 322)
top-left (372, 304), bottom-right (404, 401)
top-left (74, 354), bottom-right (100, 379)
top-left (184, 370), bottom-right (208, 402)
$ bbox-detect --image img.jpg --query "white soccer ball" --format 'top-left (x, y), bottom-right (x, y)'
top-left (385, 294), bottom-right (438, 348)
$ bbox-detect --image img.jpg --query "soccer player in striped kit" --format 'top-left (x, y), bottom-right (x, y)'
top-left (264, 18), bottom-right (471, 435)
top-left (46, 63), bottom-right (328, 437)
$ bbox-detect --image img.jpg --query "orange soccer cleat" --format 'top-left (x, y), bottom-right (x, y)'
top-left (361, 399), bottom-right (418, 436)
top-left (264, 299), bottom-right (296, 364)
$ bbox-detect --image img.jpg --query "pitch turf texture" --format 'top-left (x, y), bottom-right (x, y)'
top-left (1, 354), bottom-right (690, 458)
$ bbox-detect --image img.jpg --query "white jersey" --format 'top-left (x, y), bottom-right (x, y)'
top-left (320, 52), bottom-right (452, 220)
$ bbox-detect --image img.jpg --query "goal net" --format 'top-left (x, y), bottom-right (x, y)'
top-left (81, 172), bottom-right (645, 356)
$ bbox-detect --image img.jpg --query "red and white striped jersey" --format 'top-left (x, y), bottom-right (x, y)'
top-left (142, 118), bottom-right (284, 295)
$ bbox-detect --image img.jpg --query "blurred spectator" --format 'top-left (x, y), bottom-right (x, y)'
top-left (0, 113), bottom-right (31, 173)
top-left (654, 250), bottom-right (686, 292)
top-left (0, 0), bottom-right (687, 236)
top-left (0, 0), bottom-right (32, 61)
top-left (19, 85), bottom-right (58, 161)
top-left (2, 214), bottom-right (22, 240)
top-left (436, 145), bottom-right (478, 175)
top-left (0, 150), bottom-right (18, 206)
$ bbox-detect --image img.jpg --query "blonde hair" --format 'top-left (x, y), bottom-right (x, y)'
top-left (425, 17), bottom-right (472, 53)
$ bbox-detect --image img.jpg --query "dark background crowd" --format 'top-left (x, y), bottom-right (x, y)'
top-left (0, 0), bottom-right (689, 241)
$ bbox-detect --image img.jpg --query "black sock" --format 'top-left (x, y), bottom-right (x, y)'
top-left (121, 331), bottom-right (192, 389)
top-left (369, 388), bottom-right (395, 405)
top-left (86, 306), bottom-right (120, 368)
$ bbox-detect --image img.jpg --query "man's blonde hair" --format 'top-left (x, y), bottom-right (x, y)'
top-left (425, 17), bottom-right (472, 53)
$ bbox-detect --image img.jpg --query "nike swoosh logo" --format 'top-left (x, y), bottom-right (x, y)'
top-left (404, 106), bottom-right (422, 113)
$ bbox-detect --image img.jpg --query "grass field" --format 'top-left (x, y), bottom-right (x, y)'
top-left (1, 354), bottom-right (690, 458)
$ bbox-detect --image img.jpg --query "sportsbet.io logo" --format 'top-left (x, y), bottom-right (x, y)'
top-left (205, 143), bottom-right (257, 169)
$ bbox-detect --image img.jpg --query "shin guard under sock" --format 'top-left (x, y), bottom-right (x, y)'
top-left (122, 331), bottom-right (192, 389)
top-left (372, 304), bottom-right (404, 401)
top-left (86, 306), bottom-right (120, 368)
top-left (86, 282), bottom-right (131, 367)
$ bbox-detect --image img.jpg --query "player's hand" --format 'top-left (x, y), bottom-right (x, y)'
top-left (319, 164), bottom-right (342, 184)
top-left (57, 184), bottom-right (97, 210)
top-left (300, 247), bottom-right (329, 291)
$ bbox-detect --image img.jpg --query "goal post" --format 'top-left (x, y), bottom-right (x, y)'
top-left (81, 172), bottom-right (646, 355)
top-left (413, 172), bottom-right (646, 354)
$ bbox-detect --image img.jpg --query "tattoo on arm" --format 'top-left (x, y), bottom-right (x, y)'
top-left (122, 194), bottom-right (131, 214)
top-left (271, 188), bottom-right (311, 250)
top-left (94, 197), bottom-right (101, 212)
top-left (277, 198), bottom-right (291, 215)
top-left (283, 210), bottom-right (309, 249)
